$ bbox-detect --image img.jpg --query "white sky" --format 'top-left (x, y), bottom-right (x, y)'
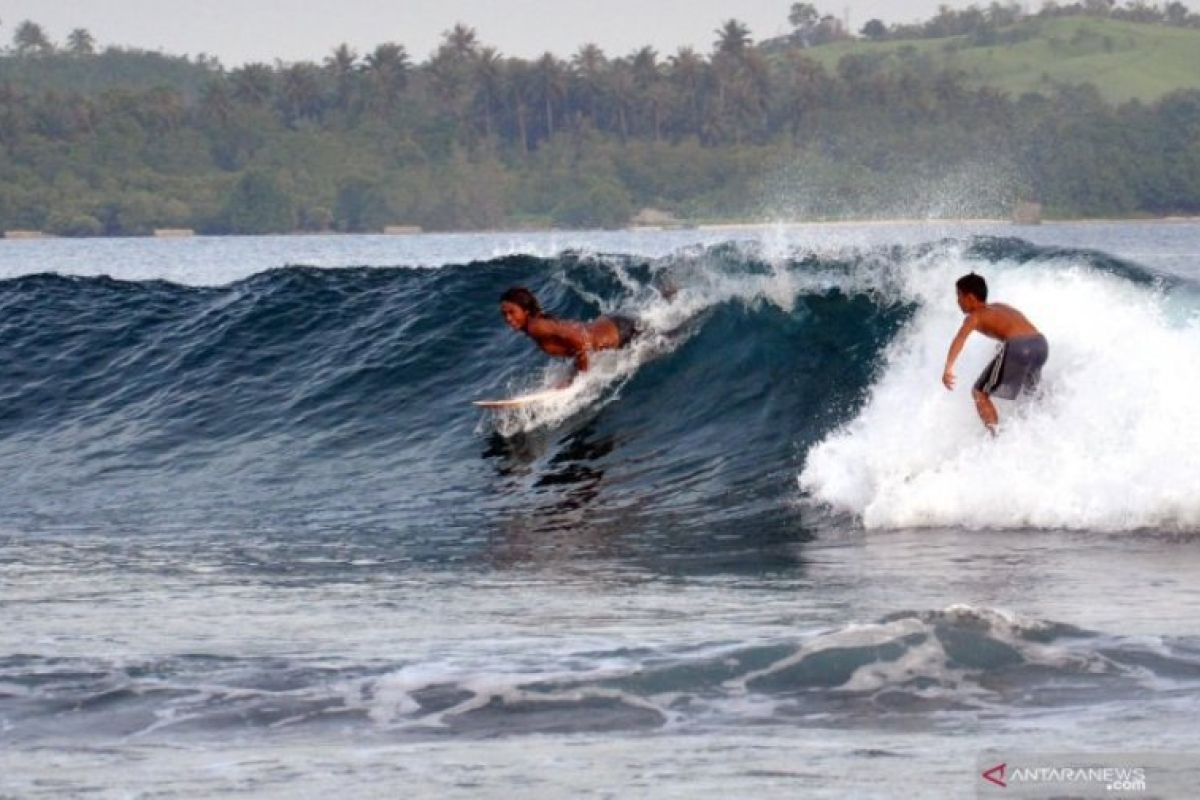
top-left (0, 0), bottom-right (999, 66)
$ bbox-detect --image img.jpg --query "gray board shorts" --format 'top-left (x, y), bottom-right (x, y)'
top-left (973, 334), bottom-right (1049, 400)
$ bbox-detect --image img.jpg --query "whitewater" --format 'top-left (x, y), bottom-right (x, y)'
top-left (798, 239), bottom-right (1200, 531)
top-left (1, 222), bottom-right (1198, 798)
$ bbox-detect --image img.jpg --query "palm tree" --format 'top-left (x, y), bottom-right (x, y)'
top-left (505, 59), bottom-right (533, 153)
top-left (605, 58), bottom-right (636, 141)
top-left (709, 20), bottom-right (761, 144)
top-left (277, 62), bottom-right (324, 127)
top-left (472, 47), bottom-right (505, 138)
top-left (714, 19), bottom-right (752, 58)
top-left (531, 52), bottom-right (567, 139)
top-left (229, 63), bottom-right (275, 107)
top-left (428, 28), bottom-right (478, 132)
top-left (630, 46), bottom-right (662, 139)
top-left (730, 50), bottom-right (771, 140)
top-left (445, 23), bottom-right (479, 59)
top-left (631, 47), bottom-right (658, 85)
top-left (570, 43), bottom-right (607, 126)
top-left (324, 44), bottom-right (360, 114)
top-left (667, 46), bottom-right (706, 138)
top-left (364, 43), bottom-right (409, 115)
top-left (707, 52), bottom-right (736, 142)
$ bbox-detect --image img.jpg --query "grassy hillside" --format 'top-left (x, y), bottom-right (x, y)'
top-left (799, 18), bottom-right (1200, 103)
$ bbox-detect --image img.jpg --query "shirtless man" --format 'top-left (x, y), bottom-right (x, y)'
top-left (942, 273), bottom-right (1049, 434)
top-left (499, 287), bottom-right (640, 385)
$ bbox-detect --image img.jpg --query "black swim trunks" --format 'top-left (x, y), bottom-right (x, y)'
top-left (609, 315), bottom-right (641, 347)
top-left (974, 334), bottom-right (1049, 400)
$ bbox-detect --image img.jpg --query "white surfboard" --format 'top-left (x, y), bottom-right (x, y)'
top-left (473, 388), bottom-right (568, 409)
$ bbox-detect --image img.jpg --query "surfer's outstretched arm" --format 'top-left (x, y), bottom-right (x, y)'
top-left (942, 315), bottom-right (977, 390)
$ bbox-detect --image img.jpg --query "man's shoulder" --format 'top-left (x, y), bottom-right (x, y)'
top-left (527, 316), bottom-right (560, 334)
top-left (530, 317), bottom-right (583, 339)
top-left (977, 303), bottom-right (1016, 322)
top-left (961, 307), bottom-right (986, 326)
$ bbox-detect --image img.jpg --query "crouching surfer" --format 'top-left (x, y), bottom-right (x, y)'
top-left (942, 273), bottom-right (1049, 435)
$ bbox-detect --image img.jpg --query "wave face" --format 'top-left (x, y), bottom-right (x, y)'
top-left (0, 237), bottom-right (1196, 558)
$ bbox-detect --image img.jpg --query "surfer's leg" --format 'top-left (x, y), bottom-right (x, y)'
top-left (971, 345), bottom-right (1006, 434)
top-left (608, 315), bottom-right (642, 348)
top-left (972, 389), bottom-right (999, 435)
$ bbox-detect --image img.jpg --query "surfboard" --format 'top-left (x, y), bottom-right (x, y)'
top-left (473, 388), bottom-right (568, 409)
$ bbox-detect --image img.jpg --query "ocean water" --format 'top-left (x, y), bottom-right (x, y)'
top-left (1, 222), bottom-right (1198, 798)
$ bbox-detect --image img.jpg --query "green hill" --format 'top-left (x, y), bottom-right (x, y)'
top-left (1, 13), bottom-right (1198, 233)
top-left (796, 17), bottom-right (1200, 104)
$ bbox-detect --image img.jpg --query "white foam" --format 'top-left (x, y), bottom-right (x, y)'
top-left (800, 249), bottom-right (1200, 531)
top-left (483, 333), bottom-right (666, 436)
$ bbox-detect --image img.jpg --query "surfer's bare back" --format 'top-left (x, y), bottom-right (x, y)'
top-left (500, 287), bottom-right (639, 380)
top-left (942, 273), bottom-right (1049, 434)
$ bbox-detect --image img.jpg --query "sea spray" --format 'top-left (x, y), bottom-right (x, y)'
top-left (799, 246), bottom-right (1200, 530)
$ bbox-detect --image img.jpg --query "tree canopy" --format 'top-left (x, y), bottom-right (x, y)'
top-left (0, 3), bottom-right (1198, 235)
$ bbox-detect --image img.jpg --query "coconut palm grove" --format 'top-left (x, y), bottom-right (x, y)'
top-left (1, 2), bottom-right (1200, 235)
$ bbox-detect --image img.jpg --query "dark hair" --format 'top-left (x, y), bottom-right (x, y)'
top-left (955, 273), bottom-right (988, 302)
top-left (500, 287), bottom-right (544, 318)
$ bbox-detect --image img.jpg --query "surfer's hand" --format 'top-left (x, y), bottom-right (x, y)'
top-left (942, 369), bottom-right (956, 390)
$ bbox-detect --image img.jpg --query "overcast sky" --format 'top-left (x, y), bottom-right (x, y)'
top-left (0, 0), bottom-right (1002, 66)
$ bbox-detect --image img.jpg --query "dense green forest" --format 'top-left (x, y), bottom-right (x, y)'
top-left (1, 2), bottom-right (1199, 235)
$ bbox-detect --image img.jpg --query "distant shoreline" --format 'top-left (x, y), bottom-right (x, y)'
top-left (4, 215), bottom-right (1200, 241)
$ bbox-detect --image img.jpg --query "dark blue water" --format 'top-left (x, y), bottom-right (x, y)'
top-left (1, 225), bottom-right (1198, 798)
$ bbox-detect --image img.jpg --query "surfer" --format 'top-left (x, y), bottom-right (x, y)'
top-left (942, 273), bottom-right (1048, 434)
top-left (500, 287), bottom-right (640, 384)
